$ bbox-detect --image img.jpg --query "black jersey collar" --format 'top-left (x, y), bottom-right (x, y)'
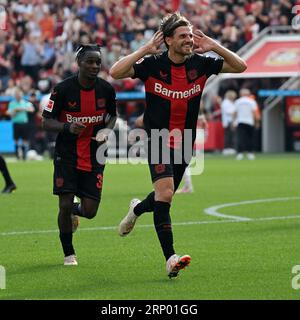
top-left (164, 51), bottom-right (191, 67)
top-left (74, 74), bottom-right (98, 91)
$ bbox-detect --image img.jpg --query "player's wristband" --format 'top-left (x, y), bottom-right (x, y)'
top-left (63, 123), bottom-right (71, 133)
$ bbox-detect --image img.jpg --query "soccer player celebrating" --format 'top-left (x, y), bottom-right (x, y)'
top-left (110, 13), bottom-right (246, 278)
top-left (42, 44), bottom-right (117, 266)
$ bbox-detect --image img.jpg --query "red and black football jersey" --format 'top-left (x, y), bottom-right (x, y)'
top-left (42, 75), bottom-right (116, 172)
top-left (133, 51), bottom-right (223, 146)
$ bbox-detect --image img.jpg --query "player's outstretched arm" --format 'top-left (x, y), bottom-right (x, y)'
top-left (193, 30), bottom-right (247, 73)
top-left (109, 31), bottom-right (164, 79)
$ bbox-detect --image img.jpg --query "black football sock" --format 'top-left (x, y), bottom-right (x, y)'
top-left (72, 203), bottom-right (84, 216)
top-left (133, 191), bottom-right (155, 216)
top-left (59, 232), bottom-right (75, 257)
top-left (0, 156), bottom-right (14, 186)
top-left (15, 144), bottom-right (19, 159)
top-left (21, 144), bottom-right (28, 160)
top-left (153, 201), bottom-right (175, 261)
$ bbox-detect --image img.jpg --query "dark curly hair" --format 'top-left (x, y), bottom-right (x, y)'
top-left (75, 44), bottom-right (101, 63)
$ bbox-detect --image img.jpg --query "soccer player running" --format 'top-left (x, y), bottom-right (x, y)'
top-left (42, 44), bottom-right (117, 266)
top-left (110, 12), bottom-right (247, 278)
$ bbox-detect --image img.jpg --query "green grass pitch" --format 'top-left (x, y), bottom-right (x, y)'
top-left (0, 154), bottom-right (300, 300)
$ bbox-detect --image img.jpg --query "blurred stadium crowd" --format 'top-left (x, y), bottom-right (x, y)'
top-left (0, 0), bottom-right (297, 95)
top-left (0, 0), bottom-right (298, 156)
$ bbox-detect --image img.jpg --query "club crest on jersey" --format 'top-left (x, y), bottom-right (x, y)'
top-left (68, 101), bottom-right (77, 108)
top-left (45, 99), bottom-right (54, 112)
top-left (159, 71), bottom-right (168, 80)
top-left (188, 69), bottom-right (198, 81)
top-left (97, 98), bottom-right (106, 108)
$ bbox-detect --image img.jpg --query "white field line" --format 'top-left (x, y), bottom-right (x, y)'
top-left (1, 214), bottom-right (300, 237)
top-left (204, 197), bottom-right (300, 221)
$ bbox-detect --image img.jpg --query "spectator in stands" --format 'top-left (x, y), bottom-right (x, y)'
top-left (11, 25), bottom-right (26, 77)
top-left (4, 79), bottom-right (17, 97)
top-left (20, 33), bottom-right (43, 82)
top-left (41, 39), bottom-right (56, 70)
top-left (209, 95), bottom-right (222, 121)
top-left (279, 15), bottom-right (290, 29)
top-left (243, 15), bottom-right (259, 42)
top-left (221, 13), bottom-right (239, 51)
top-left (36, 69), bottom-right (52, 95)
top-left (130, 31), bottom-right (147, 52)
top-left (39, 7), bottom-right (55, 41)
top-left (106, 39), bottom-right (124, 69)
top-left (278, 0), bottom-right (295, 23)
top-left (0, 43), bottom-right (12, 92)
top-left (6, 88), bottom-right (34, 160)
top-left (94, 12), bottom-right (108, 47)
top-left (233, 88), bottom-right (258, 160)
top-left (269, 4), bottom-right (281, 27)
top-left (17, 75), bottom-right (34, 95)
top-left (252, 1), bottom-right (270, 31)
top-left (221, 90), bottom-right (237, 155)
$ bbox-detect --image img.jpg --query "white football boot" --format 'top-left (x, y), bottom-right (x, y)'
top-left (176, 186), bottom-right (194, 194)
top-left (64, 254), bottom-right (78, 266)
top-left (166, 254), bottom-right (191, 278)
top-left (118, 198), bottom-right (141, 236)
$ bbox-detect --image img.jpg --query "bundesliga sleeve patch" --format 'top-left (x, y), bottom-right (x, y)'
top-left (136, 58), bottom-right (144, 64)
top-left (44, 99), bottom-right (54, 112)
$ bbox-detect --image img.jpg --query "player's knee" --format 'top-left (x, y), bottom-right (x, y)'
top-left (156, 188), bottom-right (174, 203)
top-left (81, 201), bottom-right (99, 219)
top-left (84, 210), bottom-right (97, 219)
top-left (59, 201), bottom-right (73, 215)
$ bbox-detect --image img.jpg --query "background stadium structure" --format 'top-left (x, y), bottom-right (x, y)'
top-left (0, 0), bottom-right (299, 154)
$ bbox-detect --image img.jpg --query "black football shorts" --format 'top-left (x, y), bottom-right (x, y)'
top-left (147, 144), bottom-right (189, 190)
top-left (13, 123), bottom-right (29, 140)
top-left (53, 163), bottom-right (104, 201)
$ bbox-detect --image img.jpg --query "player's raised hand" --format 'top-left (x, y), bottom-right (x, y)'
top-left (91, 128), bottom-right (111, 146)
top-left (70, 122), bottom-right (86, 135)
top-left (193, 30), bottom-right (218, 54)
top-left (144, 31), bottom-right (164, 55)
top-left (94, 130), bottom-right (108, 144)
